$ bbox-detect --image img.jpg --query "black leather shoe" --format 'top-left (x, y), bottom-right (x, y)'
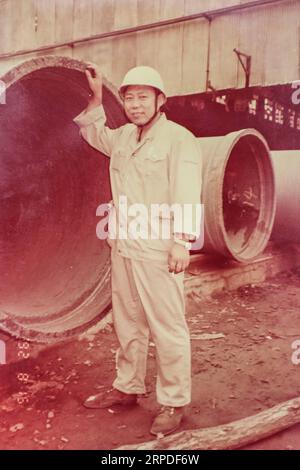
top-left (150, 406), bottom-right (184, 436)
top-left (83, 388), bottom-right (138, 409)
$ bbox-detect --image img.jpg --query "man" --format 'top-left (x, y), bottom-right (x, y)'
top-left (74, 64), bottom-right (202, 436)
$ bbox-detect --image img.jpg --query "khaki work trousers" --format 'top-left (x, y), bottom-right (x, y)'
top-left (111, 246), bottom-right (191, 407)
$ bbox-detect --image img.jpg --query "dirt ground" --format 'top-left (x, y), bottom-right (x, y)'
top-left (1, 268), bottom-right (300, 450)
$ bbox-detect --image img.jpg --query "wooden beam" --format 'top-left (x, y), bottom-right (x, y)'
top-left (117, 396), bottom-right (300, 450)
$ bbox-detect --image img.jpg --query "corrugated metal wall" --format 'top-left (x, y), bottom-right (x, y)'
top-left (0, 0), bottom-right (299, 95)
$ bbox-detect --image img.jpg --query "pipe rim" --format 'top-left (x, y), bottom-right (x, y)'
top-left (1, 55), bottom-right (122, 104)
top-left (204, 128), bottom-right (276, 262)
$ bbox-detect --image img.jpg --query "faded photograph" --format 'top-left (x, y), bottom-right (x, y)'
top-left (0, 0), bottom-right (300, 453)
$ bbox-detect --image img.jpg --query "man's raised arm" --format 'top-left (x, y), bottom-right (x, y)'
top-left (73, 63), bottom-right (120, 157)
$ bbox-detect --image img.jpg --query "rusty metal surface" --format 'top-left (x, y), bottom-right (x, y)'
top-left (0, 56), bottom-right (126, 342)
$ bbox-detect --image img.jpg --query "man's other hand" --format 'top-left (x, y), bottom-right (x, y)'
top-left (168, 244), bottom-right (190, 274)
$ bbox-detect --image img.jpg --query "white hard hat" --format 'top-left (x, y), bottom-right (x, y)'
top-left (119, 66), bottom-right (166, 97)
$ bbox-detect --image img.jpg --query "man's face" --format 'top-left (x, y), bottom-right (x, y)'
top-left (123, 85), bottom-right (160, 126)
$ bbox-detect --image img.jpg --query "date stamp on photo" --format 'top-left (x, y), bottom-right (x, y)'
top-left (15, 340), bottom-right (32, 406)
top-left (0, 339), bottom-right (6, 365)
top-left (291, 339), bottom-right (300, 365)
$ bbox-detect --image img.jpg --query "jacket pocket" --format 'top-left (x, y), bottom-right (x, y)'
top-left (144, 152), bottom-right (168, 179)
top-left (142, 153), bottom-right (170, 207)
top-left (110, 149), bottom-right (126, 173)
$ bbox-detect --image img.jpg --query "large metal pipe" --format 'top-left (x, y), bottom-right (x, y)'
top-left (0, 56), bottom-right (126, 342)
top-left (271, 150), bottom-right (300, 242)
top-left (198, 130), bottom-right (276, 262)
